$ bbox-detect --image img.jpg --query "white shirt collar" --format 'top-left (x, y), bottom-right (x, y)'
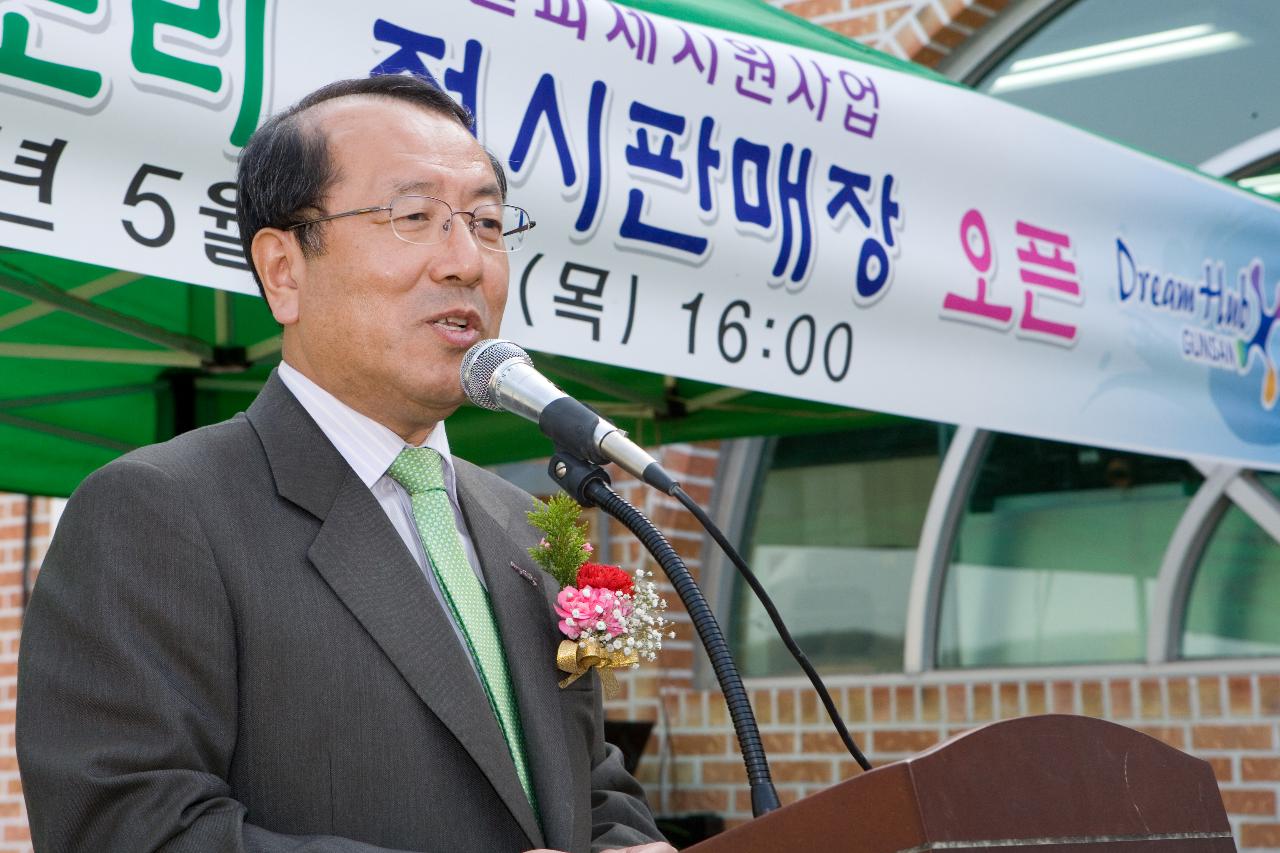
top-left (276, 361), bottom-right (460, 500)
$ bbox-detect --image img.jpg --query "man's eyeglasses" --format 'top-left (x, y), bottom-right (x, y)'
top-left (287, 195), bottom-right (536, 253)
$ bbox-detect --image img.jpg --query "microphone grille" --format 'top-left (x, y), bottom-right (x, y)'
top-left (460, 339), bottom-right (532, 411)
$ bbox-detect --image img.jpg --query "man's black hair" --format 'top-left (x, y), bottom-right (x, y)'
top-left (235, 75), bottom-right (508, 295)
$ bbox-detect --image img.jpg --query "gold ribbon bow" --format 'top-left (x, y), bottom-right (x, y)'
top-left (557, 638), bottom-right (639, 698)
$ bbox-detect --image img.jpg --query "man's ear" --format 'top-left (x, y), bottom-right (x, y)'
top-left (253, 227), bottom-right (304, 326)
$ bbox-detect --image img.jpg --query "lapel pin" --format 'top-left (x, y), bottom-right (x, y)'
top-left (509, 561), bottom-right (539, 587)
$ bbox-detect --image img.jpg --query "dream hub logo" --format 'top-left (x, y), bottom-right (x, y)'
top-left (1116, 239), bottom-right (1280, 444)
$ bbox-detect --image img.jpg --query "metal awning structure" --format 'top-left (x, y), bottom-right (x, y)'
top-left (0, 245), bottom-right (909, 497)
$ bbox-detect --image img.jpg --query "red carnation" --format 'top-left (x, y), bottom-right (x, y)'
top-left (575, 563), bottom-right (634, 597)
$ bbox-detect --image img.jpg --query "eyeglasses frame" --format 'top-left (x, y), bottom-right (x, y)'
top-left (285, 194), bottom-right (536, 251)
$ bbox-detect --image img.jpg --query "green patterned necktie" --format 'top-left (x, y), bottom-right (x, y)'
top-left (387, 447), bottom-right (537, 814)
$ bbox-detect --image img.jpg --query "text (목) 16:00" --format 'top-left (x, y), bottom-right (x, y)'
top-left (680, 294), bottom-right (853, 382)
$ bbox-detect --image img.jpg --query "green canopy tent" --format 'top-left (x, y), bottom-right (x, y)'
top-left (0, 243), bottom-right (907, 498)
top-left (0, 0), bottom-right (948, 498)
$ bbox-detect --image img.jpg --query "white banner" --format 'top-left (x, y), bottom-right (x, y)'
top-left (2, 0), bottom-right (1280, 467)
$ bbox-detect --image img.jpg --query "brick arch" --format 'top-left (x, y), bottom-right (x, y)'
top-left (770, 0), bottom-right (1011, 67)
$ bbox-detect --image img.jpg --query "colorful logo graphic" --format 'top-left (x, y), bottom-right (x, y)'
top-left (1237, 262), bottom-right (1280, 409)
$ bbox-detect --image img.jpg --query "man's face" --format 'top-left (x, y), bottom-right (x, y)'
top-left (277, 97), bottom-right (509, 440)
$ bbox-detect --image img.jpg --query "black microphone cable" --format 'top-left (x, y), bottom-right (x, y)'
top-left (671, 483), bottom-right (873, 772)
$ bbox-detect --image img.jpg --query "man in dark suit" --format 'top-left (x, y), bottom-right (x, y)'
top-left (16, 75), bottom-right (675, 853)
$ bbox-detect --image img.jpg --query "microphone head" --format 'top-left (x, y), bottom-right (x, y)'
top-left (461, 339), bottom-right (532, 411)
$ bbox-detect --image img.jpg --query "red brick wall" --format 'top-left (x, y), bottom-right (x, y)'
top-left (766, 0), bottom-right (1011, 68)
top-left (0, 495), bottom-right (49, 853)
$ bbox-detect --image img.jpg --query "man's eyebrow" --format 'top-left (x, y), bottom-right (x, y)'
top-left (391, 179), bottom-right (437, 196)
top-left (390, 180), bottom-right (503, 204)
top-left (470, 182), bottom-right (503, 202)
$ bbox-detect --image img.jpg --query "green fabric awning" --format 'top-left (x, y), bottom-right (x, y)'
top-left (0, 248), bottom-right (892, 497)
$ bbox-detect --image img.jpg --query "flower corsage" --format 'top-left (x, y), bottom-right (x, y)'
top-left (527, 494), bottom-right (672, 697)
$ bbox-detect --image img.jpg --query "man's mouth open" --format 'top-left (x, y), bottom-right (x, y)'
top-left (430, 313), bottom-right (482, 347)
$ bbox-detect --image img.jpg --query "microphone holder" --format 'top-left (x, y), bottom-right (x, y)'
top-left (549, 450), bottom-right (781, 818)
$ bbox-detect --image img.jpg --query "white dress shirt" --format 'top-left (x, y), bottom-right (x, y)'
top-left (277, 362), bottom-right (490, 637)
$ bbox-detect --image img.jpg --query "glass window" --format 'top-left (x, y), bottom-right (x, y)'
top-left (966, 0), bottom-right (1278, 667)
top-left (1182, 473), bottom-right (1280, 658)
top-left (976, 0), bottom-right (1280, 168)
top-left (1240, 169), bottom-right (1280, 200)
top-left (937, 435), bottom-right (1200, 668)
top-left (731, 421), bottom-right (942, 677)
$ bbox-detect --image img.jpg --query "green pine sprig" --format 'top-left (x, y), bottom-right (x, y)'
top-left (526, 493), bottom-right (591, 589)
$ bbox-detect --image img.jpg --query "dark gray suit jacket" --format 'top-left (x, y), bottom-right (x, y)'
top-left (16, 374), bottom-right (663, 852)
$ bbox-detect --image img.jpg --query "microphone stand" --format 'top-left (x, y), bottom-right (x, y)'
top-left (548, 450), bottom-right (781, 818)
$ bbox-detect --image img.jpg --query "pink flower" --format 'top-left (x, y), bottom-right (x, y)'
top-left (555, 585), bottom-right (632, 640)
top-left (583, 543), bottom-right (594, 553)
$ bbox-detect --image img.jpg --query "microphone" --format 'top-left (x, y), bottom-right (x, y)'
top-left (460, 340), bottom-right (679, 494)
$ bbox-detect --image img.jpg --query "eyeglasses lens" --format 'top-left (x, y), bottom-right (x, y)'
top-left (388, 197), bottom-right (529, 253)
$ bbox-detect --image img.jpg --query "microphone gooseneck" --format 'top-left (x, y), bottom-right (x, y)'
top-left (548, 451), bottom-right (780, 818)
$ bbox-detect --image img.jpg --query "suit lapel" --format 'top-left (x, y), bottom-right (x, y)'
top-left (247, 374), bottom-right (544, 849)
top-left (456, 463), bottom-right (577, 852)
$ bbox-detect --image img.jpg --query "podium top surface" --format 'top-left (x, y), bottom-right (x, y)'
top-left (904, 714), bottom-right (1229, 841)
top-left (686, 714), bottom-right (1234, 853)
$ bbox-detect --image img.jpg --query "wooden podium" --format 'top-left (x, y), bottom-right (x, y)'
top-left (685, 715), bottom-right (1235, 852)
